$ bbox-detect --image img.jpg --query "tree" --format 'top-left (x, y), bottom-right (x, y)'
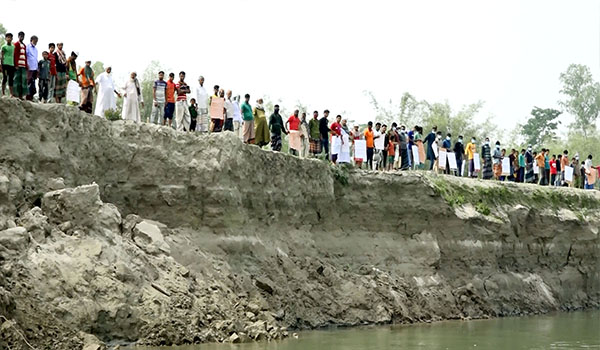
top-left (92, 61), bottom-right (105, 78)
top-left (559, 64), bottom-right (600, 138)
top-left (0, 23), bottom-right (6, 47)
top-left (520, 107), bottom-right (561, 147)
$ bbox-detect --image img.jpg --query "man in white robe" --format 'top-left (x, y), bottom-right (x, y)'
top-left (194, 76), bottom-right (209, 132)
top-left (121, 72), bottom-right (144, 122)
top-left (94, 67), bottom-right (119, 117)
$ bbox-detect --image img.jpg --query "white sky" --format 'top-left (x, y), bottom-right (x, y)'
top-left (2, 0), bottom-right (599, 129)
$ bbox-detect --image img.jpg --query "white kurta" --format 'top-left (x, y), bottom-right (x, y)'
top-left (121, 79), bottom-right (143, 122)
top-left (338, 129), bottom-right (351, 163)
top-left (94, 72), bottom-right (117, 117)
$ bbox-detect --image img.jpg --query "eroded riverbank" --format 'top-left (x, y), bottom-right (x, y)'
top-left (0, 99), bottom-right (598, 349)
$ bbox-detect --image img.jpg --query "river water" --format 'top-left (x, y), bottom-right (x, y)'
top-left (130, 311), bottom-right (599, 350)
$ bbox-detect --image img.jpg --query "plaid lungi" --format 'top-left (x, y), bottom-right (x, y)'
top-left (309, 139), bottom-right (321, 154)
top-left (54, 72), bottom-right (67, 98)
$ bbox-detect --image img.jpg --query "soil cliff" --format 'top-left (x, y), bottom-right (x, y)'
top-left (0, 99), bottom-right (598, 349)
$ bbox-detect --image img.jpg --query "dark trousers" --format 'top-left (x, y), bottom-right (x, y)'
top-left (400, 148), bottom-right (409, 169)
top-left (26, 70), bottom-right (38, 100)
top-left (382, 150), bottom-right (388, 168)
top-left (366, 147), bottom-right (374, 169)
top-left (518, 167), bottom-right (525, 182)
top-left (190, 118), bottom-right (197, 132)
top-left (38, 79), bottom-right (49, 101)
top-left (456, 159), bottom-right (463, 176)
top-left (321, 137), bottom-right (329, 159)
top-left (224, 118), bottom-right (234, 131)
top-left (1, 64), bottom-right (15, 94)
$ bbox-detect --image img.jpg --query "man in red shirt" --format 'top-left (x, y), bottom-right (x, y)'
top-left (330, 115), bottom-right (342, 163)
top-left (47, 43), bottom-right (57, 100)
top-left (286, 109), bottom-right (301, 155)
top-left (13, 31), bottom-right (28, 99)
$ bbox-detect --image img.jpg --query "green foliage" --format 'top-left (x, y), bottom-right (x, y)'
top-left (559, 64), bottom-right (600, 138)
top-left (332, 164), bottom-right (351, 186)
top-left (365, 90), bottom-right (497, 142)
top-left (475, 202), bottom-right (491, 215)
top-left (0, 23), bottom-right (6, 47)
top-left (521, 107), bottom-right (561, 147)
top-left (92, 61), bottom-right (105, 78)
top-left (104, 108), bottom-right (121, 121)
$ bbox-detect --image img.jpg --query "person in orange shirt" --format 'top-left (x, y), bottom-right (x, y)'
top-left (363, 121), bottom-right (380, 170)
top-left (78, 60), bottom-right (95, 113)
top-left (535, 149), bottom-right (547, 185)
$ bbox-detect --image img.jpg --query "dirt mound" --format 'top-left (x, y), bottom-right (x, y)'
top-left (0, 98), bottom-right (598, 349)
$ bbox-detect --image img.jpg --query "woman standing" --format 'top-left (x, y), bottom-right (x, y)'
top-left (253, 98), bottom-right (270, 147)
top-left (414, 126), bottom-right (425, 170)
top-left (481, 137), bottom-right (493, 180)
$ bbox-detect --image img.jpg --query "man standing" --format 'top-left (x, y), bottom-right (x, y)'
top-left (441, 133), bottom-right (452, 174)
top-left (319, 110), bottom-right (331, 160)
top-left (121, 72), bottom-right (144, 122)
top-left (150, 71), bottom-right (167, 124)
top-left (1, 33), bottom-right (15, 96)
top-left (424, 125), bottom-right (437, 170)
top-left (286, 109), bottom-right (302, 156)
top-left (224, 90), bottom-right (235, 132)
top-left (398, 125), bottom-right (410, 170)
top-left (175, 71), bottom-right (191, 132)
top-left (13, 32), bottom-right (28, 99)
top-left (164, 73), bottom-right (176, 128)
top-left (53, 42), bottom-right (67, 103)
top-left (453, 135), bottom-right (465, 176)
top-left (536, 149), bottom-right (547, 185)
top-left (269, 104), bottom-right (286, 152)
top-left (78, 60), bottom-right (95, 113)
top-left (241, 94), bottom-right (255, 144)
top-left (373, 122), bottom-right (383, 169)
top-left (300, 112), bottom-right (310, 158)
top-left (95, 66), bottom-right (119, 117)
top-left (233, 95), bottom-right (243, 138)
top-left (25, 35), bottom-right (38, 101)
top-left (195, 76), bottom-right (209, 132)
top-left (465, 137), bottom-right (477, 178)
top-left (308, 111), bottom-right (321, 157)
top-left (329, 114), bottom-right (342, 163)
top-left (364, 121), bottom-right (378, 170)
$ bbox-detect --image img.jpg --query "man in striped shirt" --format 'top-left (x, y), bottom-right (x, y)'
top-left (174, 71), bottom-right (191, 132)
top-left (13, 32), bottom-right (28, 99)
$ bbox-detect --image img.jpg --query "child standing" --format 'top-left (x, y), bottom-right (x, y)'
top-left (550, 154), bottom-right (557, 186)
top-left (387, 135), bottom-right (395, 171)
top-left (189, 98), bottom-right (198, 132)
top-left (37, 51), bottom-right (51, 102)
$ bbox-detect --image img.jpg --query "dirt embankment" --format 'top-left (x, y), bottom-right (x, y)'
top-left (0, 98), bottom-right (598, 349)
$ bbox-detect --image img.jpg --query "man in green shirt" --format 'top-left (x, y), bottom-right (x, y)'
top-left (308, 110), bottom-right (321, 157)
top-left (241, 93), bottom-right (255, 144)
top-left (0, 32), bottom-right (15, 96)
top-left (269, 104), bottom-right (287, 151)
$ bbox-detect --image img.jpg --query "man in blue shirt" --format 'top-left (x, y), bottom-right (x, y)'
top-left (442, 133), bottom-right (452, 174)
top-left (26, 35), bottom-right (38, 101)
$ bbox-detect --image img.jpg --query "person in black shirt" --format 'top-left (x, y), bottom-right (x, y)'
top-left (319, 109), bottom-right (331, 160)
top-left (453, 135), bottom-right (465, 176)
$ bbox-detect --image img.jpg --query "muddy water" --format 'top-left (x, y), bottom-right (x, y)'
top-left (129, 310), bottom-right (599, 350)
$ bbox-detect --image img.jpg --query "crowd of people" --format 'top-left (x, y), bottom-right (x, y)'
top-left (1, 32), bottom-right (598, 190)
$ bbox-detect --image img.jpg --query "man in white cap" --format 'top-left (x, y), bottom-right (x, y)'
top-left (121, 72), bottom-right (144, 122)
top-left (194, 75), bottom-right (209, 132)
top-left (94, 66), bottom-right (120, 117)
